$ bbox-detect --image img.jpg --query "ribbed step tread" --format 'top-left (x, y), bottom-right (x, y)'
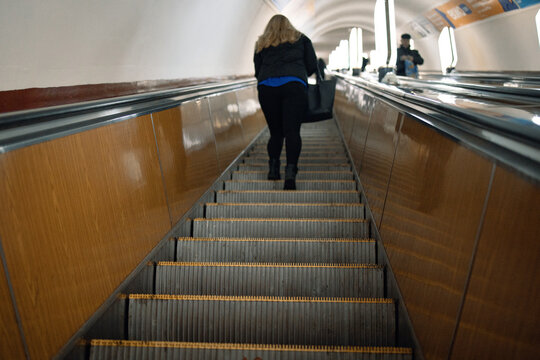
top-left (192, 218), bottom-right (369, 238)
top-left (176, 237), bottom-right (376, 263)
top-left (216, 190), bottom-right (360, 203)
top-left (128, 295), bottom-right (395, 346)
top-left (243, 157), bottom-right (349, 164)
top-left (232, 171), bottom-right (353, 180)
top-left (224, 180), bottom-right (356, 191)
top-left (248, 151), bottom-right (347, 157)
top-left (238, 164), bottom-right (351, 171)
top-left (155, 262), bottom-right (383, 297)
top-left (90, 340), bottom-right (412, 359)
top-left (206, 203), bottom-right (364, 219)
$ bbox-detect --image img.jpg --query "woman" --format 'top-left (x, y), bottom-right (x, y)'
top-left (254, 15), bottom-right (318, 190)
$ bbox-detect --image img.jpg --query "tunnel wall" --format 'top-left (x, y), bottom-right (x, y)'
top-left (334, 80), bottom-right (540, 360)
top-left (0, 0), bottom-right (275, 91)
top-left (0, 87), bottom-right (266, 359)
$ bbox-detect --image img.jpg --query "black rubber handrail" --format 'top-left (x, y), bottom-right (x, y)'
top-left (0, 79), bottom-right (257, 153)
top-left (335, 73), bottom-right (540, 183)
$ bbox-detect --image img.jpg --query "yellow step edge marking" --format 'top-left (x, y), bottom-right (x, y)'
top-left (217, 190), bottom-right (359, 193)
top-left (238, 164), bottom-right (350, 167)
top-left (225, 180), bottom-right (355, 183)
top-left (193, 218), bottom-right (367, 223)
top-left (90, 340), bottom-right (412, 354)
top-left (235, 171), bottom-right (352, 174)
top-left (176, 237), bottom-right (375, 243)
top-left (128, 294), bottom-right (394, 304)
top-left (205, 202), bottom-right (363, 207)
top-left (157, 261), bottom-right (383, 269)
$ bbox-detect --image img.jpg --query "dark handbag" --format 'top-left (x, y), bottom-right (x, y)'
top-left (305, 71), bottom-right (337, 123)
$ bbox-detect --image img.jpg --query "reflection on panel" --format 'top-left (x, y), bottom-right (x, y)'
top-left (208, 92), bottom-right (246, 172)
top-left (0, 115), bottom-right (171, 358)
top-left (358, 101), bottom-right (402, 227)
top-left (380, 117), bottom-right (492, 360)
top-left (451, 166), bottom-right (540, 360)
top-left (236, 87), bottom-right (266, 144)
top-left (153, 101), bottom-right (220, 224)
top-left (0, 259), bottom-right (26, 359)
top-left (335, 86), bottom-right (359, 145)
top-left (348, 91), bottom-right (375, 173)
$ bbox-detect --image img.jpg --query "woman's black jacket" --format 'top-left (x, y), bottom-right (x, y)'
top-left (254, 34), bottom-right (318, 84)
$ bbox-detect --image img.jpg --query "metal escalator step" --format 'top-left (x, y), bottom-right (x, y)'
top-left (224, 180), bottom-right (356, 191)
top-left (248, 151), bottom-right (347, 157)
top-left (155, 262), bottom-right (383, 297)
top-left (251, 146), bottom-right (344, 152)
top-left (206, 203), bottom-right (364, 219)
top-left (176, 237), bottom-right (376, 263)
top-left (232, 171), bottom-right (353, 181)
top-left (238, 164), bottom-right (351, 171)
top-left (89, 340), bottom-right (413, 360)
top-left (192, 218), bottom-right (369, 238)
top-left (243, 157), bottom-right (349, 164)
top-left (127, 294), bottom-right (395, 346)
top-left (216, 190), bottom-right (360, 203)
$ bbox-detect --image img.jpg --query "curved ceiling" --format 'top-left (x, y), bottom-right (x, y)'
top-left (281, 0), bottom-right (436, 59)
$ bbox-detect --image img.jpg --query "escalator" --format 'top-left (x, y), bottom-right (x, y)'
top-left (81, 120), bottom-right (413, 359)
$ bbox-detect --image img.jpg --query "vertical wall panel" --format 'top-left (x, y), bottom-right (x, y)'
top-left (153, 100), bottom-right (220, 224)
top-left (347, 92), bottom-right (375, 172)
top-left (358, 101), bottom-right (402, 227)
top-left (451, 166), bottom-right (540, 359)
top-left (236, 87), bottom-right (266, 143)
top-left (379, 117), bottom-right (493, 360)
top-left (0, 257), bottom-right (26, 359)
top-left (209, 92), bottom-right (246, 173)
top-left (0, 115), bottom-right (171, 358)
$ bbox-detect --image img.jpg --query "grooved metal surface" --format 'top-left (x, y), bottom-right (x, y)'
top-left (216, 190), bottom-right (361, 203)
top-left (176, 238), bottom-right (376, 263)
top-left (192, 218), bottom-right (369, 238)
top-left (243, 157), bottom-right (349, 164)
top-left (155, 262), bottom-right (383, 297)
top-left (232, 171), bottom-right (354, 180)
top-left (206, 203), bottom-right (365, 219)
top-left (248, 151), bottom-right (347, 157)
top-left (224, 180), bottom-right (356, 191)
top-left (90, 340), bottom-right (413, 359)
top-left (128, 295), bottom-right (396, 346)
top-left (238, 164), bottom-right (351, 171)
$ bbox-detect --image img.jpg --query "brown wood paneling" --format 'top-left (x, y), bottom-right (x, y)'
top-left (379, 116), bottom-right (493, 360)
top-left (451, 166), bottom-right (540, 359)
top-left (358, 101), bottom-right (402, 227)
top-left (348, 92), bottom-right (375, 172)
top-left (0, 115), bottom-right (171, 358)
top-left (236, 87), bottom-right (266, 144)
top-left (152, 100), bottom-right (220, 224)
top-left (209, 92), bottom-right (246, 173)
top-left (0, 256), bottom-right (26, 359)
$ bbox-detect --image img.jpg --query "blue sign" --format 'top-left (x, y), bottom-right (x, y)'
top-left (514, 0), bottom-right (540, 7)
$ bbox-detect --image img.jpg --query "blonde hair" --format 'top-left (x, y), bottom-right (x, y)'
top-left (255, 15), bottom-right (302, 53)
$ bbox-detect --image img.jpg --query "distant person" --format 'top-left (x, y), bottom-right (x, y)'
top-left (396, 33), bottom-right (424, 77)
top-left (254, 15), bottom-right (318, 190)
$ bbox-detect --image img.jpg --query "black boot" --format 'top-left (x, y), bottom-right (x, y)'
top-left (283, 164), bottom-right (298, 190)
top-left (268, 159), bottom-right (281, 180)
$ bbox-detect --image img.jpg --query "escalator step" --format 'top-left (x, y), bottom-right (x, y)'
top-left (243, 157), bottom-right (349, 164)
top-left (238, 164), bottom-right (351, 171)
top-left (205, 203), bottom-right (364, 219)
top-left (176, 237), bottom-right (376, 264)
top-left (192, 218), bottom-right (369, 238)
top-left (248, 151), bottom-right (347, 157)
top-left (89, 340), bottom-right (412, 360)
top-left (232, 171), bottom-right (353, 181)
top-left (155, 262), bottom-right (383, 297)
top-left (224, 180), bottom-right (356, 191)
top-left (216, 190), bottom-right (360, 203)
top-left (127, 294), bottom-right (395, 346)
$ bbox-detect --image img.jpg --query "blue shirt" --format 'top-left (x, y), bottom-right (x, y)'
top-left (259, 76), bottom-right (306, 87)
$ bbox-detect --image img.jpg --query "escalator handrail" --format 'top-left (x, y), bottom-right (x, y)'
top-left (335, 73), bottom-right (540, 183)
top-left (0, 78), bottom-right (257, 154)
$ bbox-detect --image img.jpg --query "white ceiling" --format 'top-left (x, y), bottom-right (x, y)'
top-left (281, 0), bottom-right (439, 58)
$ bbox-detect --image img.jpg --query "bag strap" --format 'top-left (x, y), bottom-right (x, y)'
top-left (316, 65), bottom-right (324, 83)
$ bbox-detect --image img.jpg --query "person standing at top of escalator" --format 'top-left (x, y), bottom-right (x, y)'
top-left (254, 14), bottom-right (318, 190)
top-left (396, 33), bottom-right (424, 77)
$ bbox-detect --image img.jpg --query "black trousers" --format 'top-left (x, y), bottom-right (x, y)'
top-left (257, 82), bottom-right (307, 166)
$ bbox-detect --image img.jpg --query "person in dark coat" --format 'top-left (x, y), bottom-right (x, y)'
top-left (254, 15), bottom-right (318, 190)
top-left (396, 33), bottom-right (424, 76)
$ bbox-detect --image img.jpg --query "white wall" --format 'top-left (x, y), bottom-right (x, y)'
top-left (401, 5), bottom-right (540, 73)
top-left (0, 0), bottom-right (276, 91)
